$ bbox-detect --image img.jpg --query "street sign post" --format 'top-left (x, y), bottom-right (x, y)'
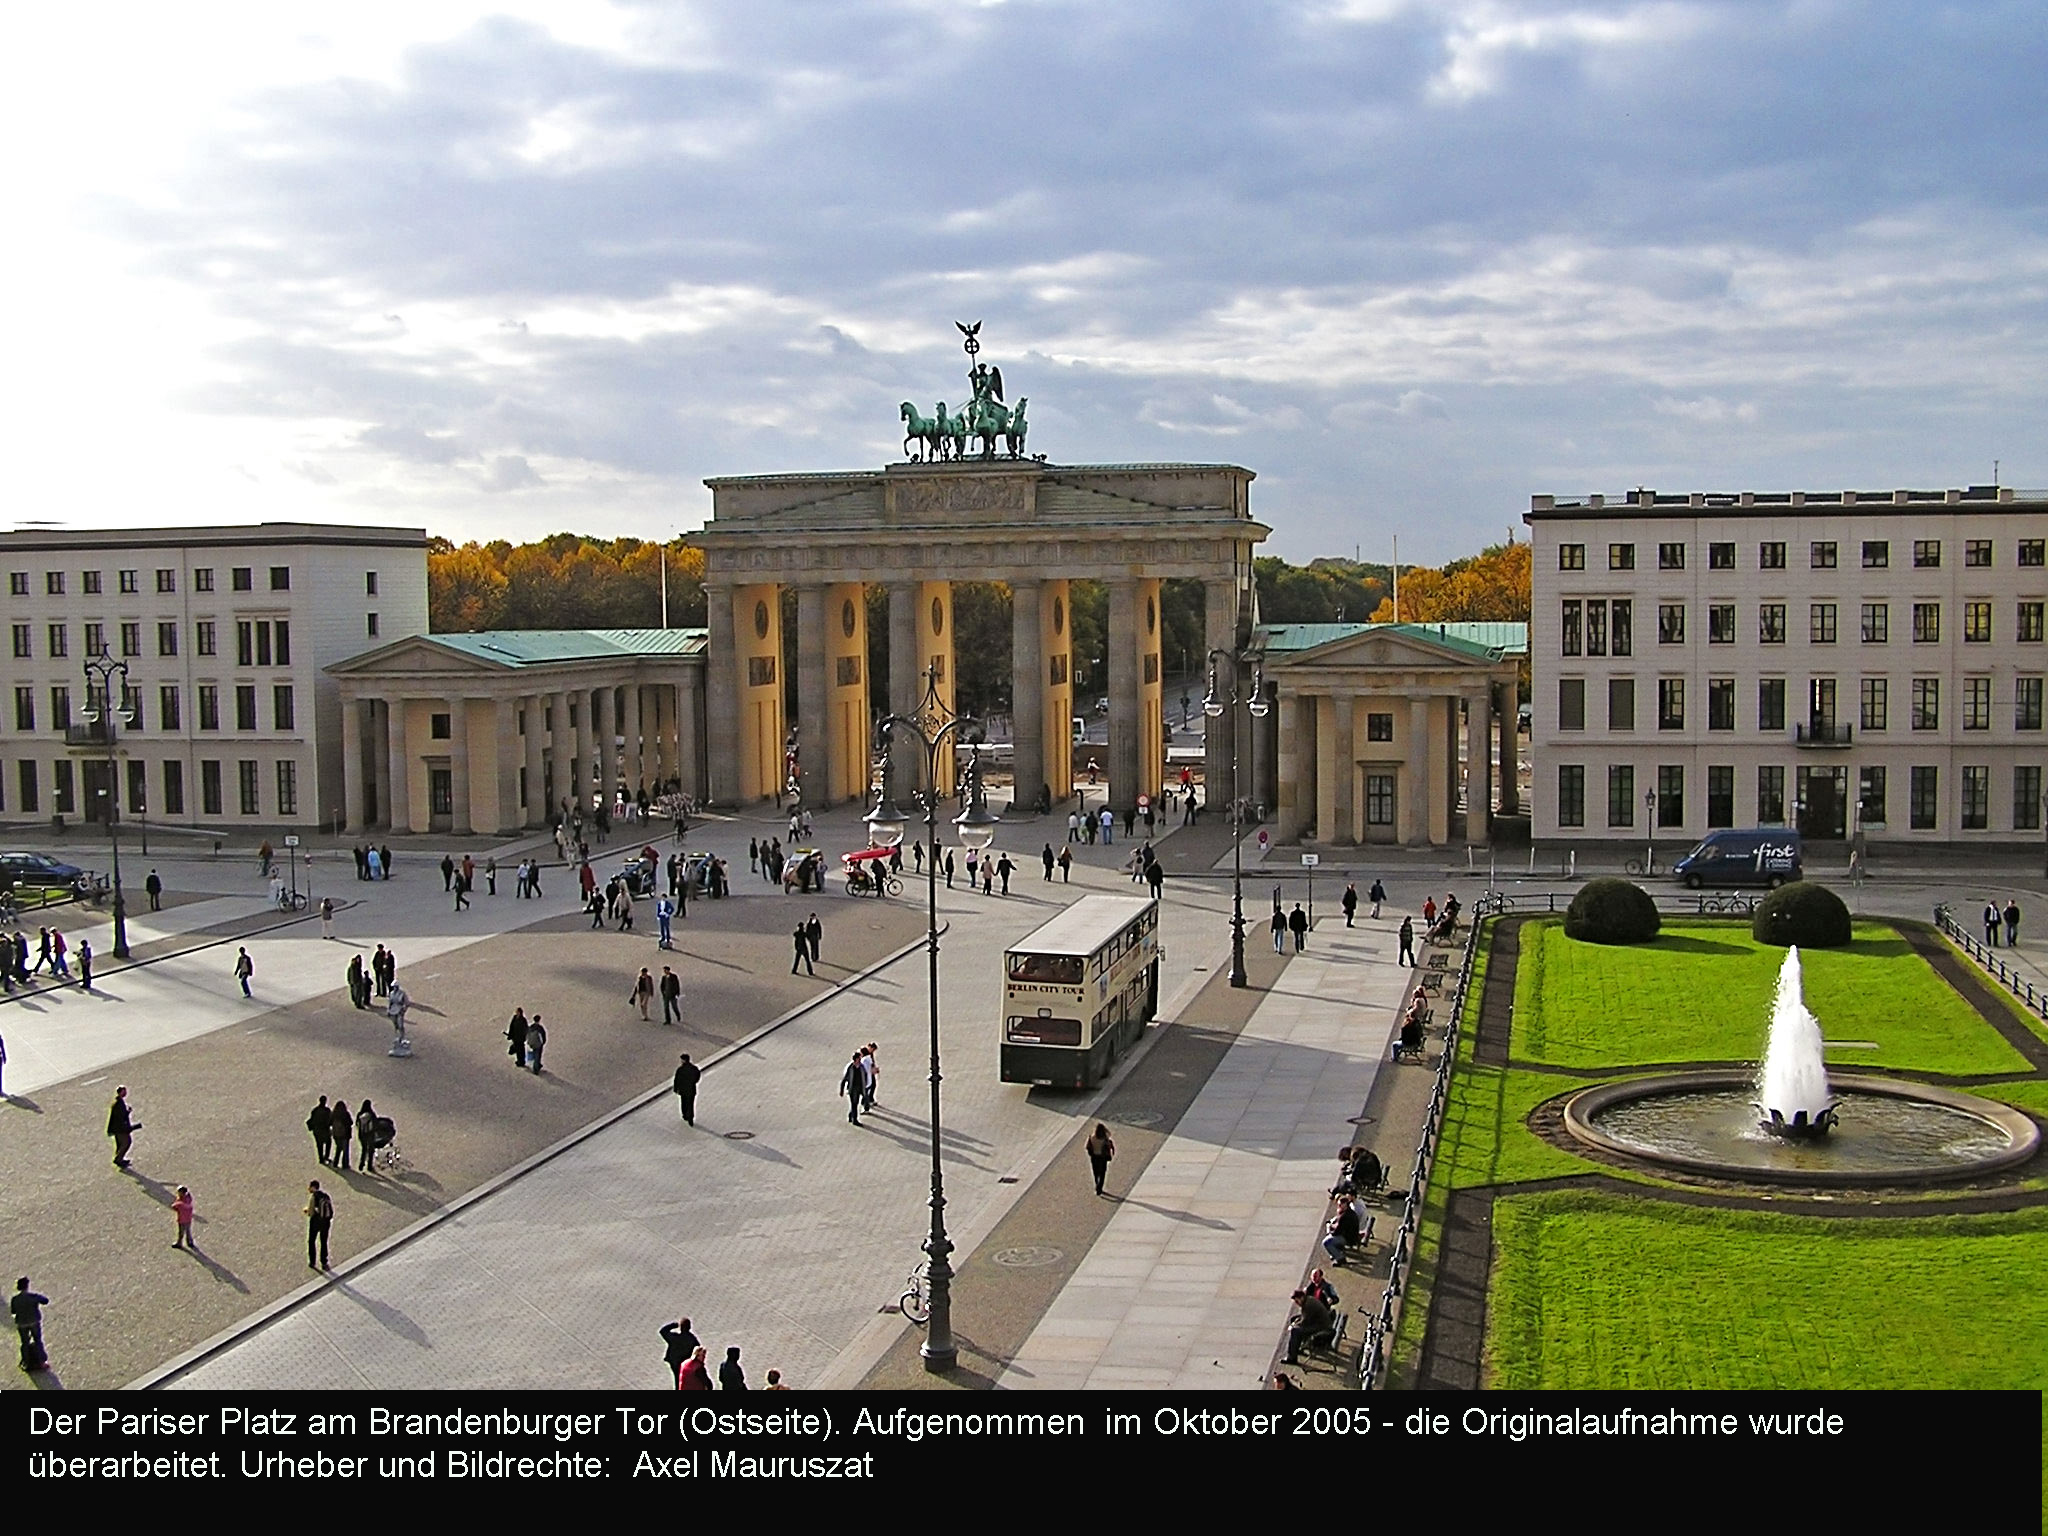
top-left (1301, 852), bottom-right (1318, 924)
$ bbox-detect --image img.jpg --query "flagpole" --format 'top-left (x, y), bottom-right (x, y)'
top-left (661, 541), bottom-right (670, 629)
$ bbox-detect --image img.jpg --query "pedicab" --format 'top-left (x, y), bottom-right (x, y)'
top-left (842, 847), bottom-right (903, 897)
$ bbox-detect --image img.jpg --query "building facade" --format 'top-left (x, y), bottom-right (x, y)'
top-left (0, 523), bottom-right (426, 832)
top-left (327, 631), bottom-right (707, 836)
top-left (1526, 487), bottom-right (2048, 846)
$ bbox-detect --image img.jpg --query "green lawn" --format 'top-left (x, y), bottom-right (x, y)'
top-left (1512, 919), bottom-right (2032, 1076)
top-left (1487, 1189), bottom-right (2048, 1391)
top-left (1990, 1078), bottom-right (2048, 1117)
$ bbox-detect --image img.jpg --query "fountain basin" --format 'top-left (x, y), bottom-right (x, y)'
top-left (1561, 1073), bottom-right (2040, 1186)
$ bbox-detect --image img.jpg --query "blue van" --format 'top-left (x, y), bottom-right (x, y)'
top-left (1671, 830), bottom-right (1803, 889)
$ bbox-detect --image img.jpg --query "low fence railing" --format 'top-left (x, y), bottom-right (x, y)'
top-left (1480, 888), bottom-right (1760, 917)
top-left (1934, 904), bottom-right (2048, 1022)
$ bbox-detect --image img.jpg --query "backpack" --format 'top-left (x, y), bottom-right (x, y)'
top-left (312, 1192), bottom-right (333, 1222)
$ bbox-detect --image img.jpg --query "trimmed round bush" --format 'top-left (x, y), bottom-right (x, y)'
top-left (1752, 880), bottom-right (1852, 948)
top-left (1564, 877), bottom-right (1661, 945)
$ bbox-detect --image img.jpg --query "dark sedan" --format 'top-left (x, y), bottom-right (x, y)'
top-left (0, 852), bottom-right (87, 891)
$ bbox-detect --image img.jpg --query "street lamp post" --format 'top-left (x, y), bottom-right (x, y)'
top-left (865, 659), bottom-right (998, 1374)
top-left (1643, 786), bottom-right (1657, 875)
top-left (1203, 648), bottom-right (1269, 989)
top-left (81, 651), bottom-right (137, 959)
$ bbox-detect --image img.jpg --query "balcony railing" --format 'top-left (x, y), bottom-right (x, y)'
top-left (63, 722), bottom-right (114, 748)
top-left (1794, 721), bottom-right (1853, 747)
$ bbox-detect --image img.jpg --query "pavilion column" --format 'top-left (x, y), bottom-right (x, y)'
top-left (1496, 683), bottom-right (1519, 814)
top-left (796, 584), bottom-right (829, 807)
top-left (493, 695), bottom-right (520, 834)
top-left (1107, 579), bottom-right (1140, 811)
top-left (1318, 691), bottom-right (1353, 844)
top-left (705, 584), bottom-right (739, 805)
top-left (382, 697), bottom-right (408, 833)
top-left (448, 697), bottom-right (472, 834)
top-left (1203, 578), bottom-right (1239, 812)
top-left (523, 693), bottom-right (546, 827)
top-left (1404, 696), bottom-right (1431, 847)
top-left (888, 580), bottom-right (919, 801)
top-left (1470, 686), bottom-right (1493, 844)
top-left (1010, 576), bottom-right (1044, 812)
top-left (1275, 689), bottom-right (1305, 843)
top-left (644, 685), bottom-right (663, 785)
top-left (595, 685), bottom-right (616, 805)
top-left (341, 693), bottom-right (365, 833)
top-left (625, 685), bottom-right (644, 795)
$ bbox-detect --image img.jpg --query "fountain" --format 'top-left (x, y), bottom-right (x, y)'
top-left (1559, 947), bottom-right (2039, 1187)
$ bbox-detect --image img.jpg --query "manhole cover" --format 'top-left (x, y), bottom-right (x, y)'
top-left (723, 1131), bottom-right (755, 1140)
top-left (992, 1246), bottom-right (1065, 1269)
top-left (1346, 1115), bottom-right (1376, 1126)
top-left (1116, 1111), bottom-right (1163, 1127)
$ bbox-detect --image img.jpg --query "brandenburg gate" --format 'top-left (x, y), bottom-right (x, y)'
top-left (690, 334), bottom-right (1266, 812)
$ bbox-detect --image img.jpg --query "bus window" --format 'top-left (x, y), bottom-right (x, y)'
top-left (1008, 954), bottom-right (1084, 985)
top-left (1007, 1015), bottom-right (1082, 1046)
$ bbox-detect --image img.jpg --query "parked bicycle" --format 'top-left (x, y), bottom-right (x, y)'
top-left (898, 1263), bottom-right (930, 1327)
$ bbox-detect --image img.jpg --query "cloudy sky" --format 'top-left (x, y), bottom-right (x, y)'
top-left (4, 1), bottom-right (2043, 562)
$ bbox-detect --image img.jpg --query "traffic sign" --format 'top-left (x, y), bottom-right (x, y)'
top-left (1301, 853), bottom-right (1319, 867)
top-left (1257, 829), bottom-right (1270, 849)
top-left (283, 835), bottom-right (301, 847)
top-left (1137, 794), bottom-right (1150, 809)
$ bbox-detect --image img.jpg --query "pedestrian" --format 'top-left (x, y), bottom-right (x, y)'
top-left (347, 954), bottom-right (367, 1008)
top-left (1398, 915), bottom-right (1416, 967)
top-left (1058, 846), bottom-right (1073, 883)
top-left (660, 967), bottom-right (681, 1024)
top-left (806, 912), bottom-right (822, 966)
top-left (590, 889), bottom-right (607, 929)
top-left (660, 1318), bottom-right (700, 1386)
top-left (454, 872), bottom-right (470, 911)
top-left (107, 1086), bottom-right (137, 1167)
top-left (1124, 806), bottom-right (1136, 839)
top-left (996, 853), bottom-right (1014, 894)
top-left (1423, 895), bottom-right (1438, 929)
top-left (526, 1016), bottom-right (547, 1073)
top-left (2005, 899), bottom-right (2021, 947)
top-left (749, 837), bottom-right (760, 874)
top-left (765, 1370), bottom-right (788, 1389)
top-left (12, 1278), bottom-right (50, 1372)
top-left (840, 1051), bottom-right (867, 1124)
top-left (171, 1186), bottom-right (195, 1250)
top-left (633, 967), bottom-right (656, 1018)
top-left (657, 894), bottom-right (675, 949)
top-left (331, 1100), bottom-right (352, 1171)
top-left (366, 846), bottom-right (382, 881)
top-left (308, 1095), bottom-right (333, 1164)
top-left (461, 854), bottom-right (475, 891)
top-left (1085, 811), bottom-right (1097, 844)
top-left (51, 930), bottom-right (68, 979)
top-left (617, 885), bottom-right (635, 932)
top-left (1067, 811), bottom-right (1080, 843)
top-left (440, 854), bottom-right (455, 892)
top-left (861, 1043), bottom-right (878, 1110)
top-left (234, 946), bottom-right (253, 997)
top-left (1289, 903), bottom-right (1308, 951)
top-left (679, 1345), bottom-right (712, 1391)
top-left (1342, 883), bottom-right (1358, 927)
top-left (527, 859), bottom-right (542, 898)
top-left (485, 857), bottom-right (497, 896)
top-left (1085, 1121), bottom-right (1116, 1195)
top-left (1984, 902), bottom-right (2000, 946)
top-left (76, 940), bottom-right (93, 991)
top-left (1042, 843), bottom-right (1056, 881)
top-left (506, 1007), bottom-right (529, 1063)
top-left (259, 840), bottom-right (274, 878)
top-left (145, 868), bottom-right (163, 911)
top-left (320, 896), bottom-right (335, 939)
top-left (1100, 807), bottom-right (1114, 845)
top-left (32, 927), bottom-right (50, 977)
top-left (791, 926), bottom-right (814, 976)
top-left (355, 1101), bottom-right (379, 1174)
top-left (982, 861), bottom-right (994, 896)
top-left (673, 1054), bottom-right (700, 1124)
top-left (965, 846), bottom-right (979, 889)
top-left (719, 1346), bottom-right (748, 1392)
top-left (1369, 878), bottom-right (1385, 919)
top-left (943, 850), bottom-right (955, 889)
top-left (1271, 904), bottom-right (1286, 954)
top-left (305, 1181), bottom-right (333, 1269)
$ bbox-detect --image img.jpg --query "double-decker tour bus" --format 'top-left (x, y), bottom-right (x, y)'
top-left (1001, 893), bottom-right (1160, 1088)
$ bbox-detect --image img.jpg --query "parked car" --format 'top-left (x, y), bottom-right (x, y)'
top-left (1671, 830), bottom-right (1802, 889)
top-left (1072, 716), bottom-right (1086, 743)
top-left (0, 851), bottom-right (87, 891)
top-left (1094, 697), bottom-right (1110, 715)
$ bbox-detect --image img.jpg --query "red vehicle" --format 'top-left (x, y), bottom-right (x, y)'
top-left (841, 847), bottom-right (903, 897)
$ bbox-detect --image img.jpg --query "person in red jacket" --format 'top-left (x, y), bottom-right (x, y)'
top-left (678, 1344), bottom-right (713, 1390)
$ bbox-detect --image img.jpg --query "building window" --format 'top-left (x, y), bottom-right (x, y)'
top-left (160, 685), bottom-right (180, 731)
top-left (1960, 765), bottom-right (1989, 830)
top-left (1708, 678), bottom-right (1735, 731)
top-left (1912, 603), bottom-right (1940, 643)
top-left (1861, 603), bottom-right (1889, 643)
top-left (201, 760), bottom-right (223, 816)
top-left (237, 622), bottom-right (253, 668)
top-left (50, 687), bottom-right (70, 731)
top-left (1366, 712), bottom-right (1394, 741)
top-left (47, 623), bottom-right (68, 658)
top-left (1913, 540), bottom-right (1940, 569)
top-left (1759, 542), bottom-right (1786, 570)
top-left (1657, 765), bottom-right (1684, 826)
top-left (1859, 766), bottom-right (1886, 826)
top-left (120, 622), bottom-right (140, 658)
top-left (273, 620), bottom-right (290, 666)
top-left (1608, 677), bottom-right (1634, 731)
top-left (1708, 604), bottom-right (1735, 644)
top-left (84, 623), bottom-right (105, 657)
top-left (1556, 680), bottom-right (1585, 732)
top-left (1810, 541), bottom-right (1837, 569)
top-left (198, 686), bottom-right (219, 731)
top-left (1607, 765), bottom-right (1635, 828)
top-left (156, 568), bottom-right (176, 593)
top-left (1706, 766), bottom-right (1734, 828)
top-left (1365, 773), bottom-right (1396, 826)
top-left (276, 760), bottom-right (298, 816)
top-left (2020, 539), bottom-right (2045, 568)
top-left (1962, 676), bottom-right (1991, 731)
top-left (2016, 766), bottom-right (2043, 830)
top-left (232, 567), bottom-right (253, 592)
top-left (1560, 600), bottom-right (1581, 656)
top-left (162, 760), bottom-right (184, 816)
top-left (119, 569), bottom-right (139, 594)
top-left (1810, 604), bottom-right (1837, 644)
top-left (1759, 678), bottom-right (1786, 732)
top-left (1658, 542), bottom-right (1685, 570)
top-left (1609, 543), bottom-right (1635, 571)
top-left (126, 758), bottom-right (146, 815)
top-left (1556, 766), bottom-right (1585, 828)
top-left (45, 572), bottom-right (65, 596)
top-left (196, 621), bottom-right (216, 657)
top-left (2019, 602), bottom-right (2044, 642)
top-left (1709, 542), bottom-right (1735, 570)
top-left (1911, 677), bottom-right (1939, 730)
top-left (273, 685), bottom-right (295, 731)
top-left (366, 571), bottom-right (380, 595)
top-left (366, 613), bottom-right (379, 638)
top-left (15, 761), bottom-right (34, 813)
top-left (235, 685), bottom-right (257, 731)
top-left (9, 623), bottom-right (27, 659)
top-left (1658, 604), bottom-right (1684, 644)
top-left (7, 572), bottom-right (25, 596)
top-left (748, 656), bottom-right (776, 687)
top-left (51, 761), bottom-right (74, 815)
top-left (2018, 676), bottom-right (2044, 731)
top-left (13, 686), bottom-right (34, 731)
top-left (194, 568), bottom-right (214, 592)
top-left (157, 621), bottom-right (178, 657)
top-left (1758, 765), bottom-right (1786, 824)
top-left (1657, 678), bottom-right (1684, 730)
top-left (82, 571), bottom-right (102, 595)
top-left (1963, 601), bottom-right (1992, 643)
top-left (1862, 540), bottom-right (1889, 569)
top-left (238, 760), bottom-right (261, 815)
top-left (269, 565), bottom-right (290, 591)
top-left (1587, 601), bottom-right (1607, 657)
top-left (1860, 677), bottom-right (1888, 731)
top-left (1611, 600), bottom-right (1632, 656)
top-left (1759, 604), bottom-right (1786, 644)
top-left (1965, 539), bottom-right (1992, 568)
top-left (1558, 543), bottom-right (1585, 571)
top-left (430, 769), bottom-right (454, 817)
top-left (430, 712), bottom-right (451, 740)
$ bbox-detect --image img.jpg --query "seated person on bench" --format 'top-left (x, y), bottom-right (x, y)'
top-left (1306, 1268), bottom-right (1341, 1310)
top-left (1395, 1016), bottom-right (1426, 1060)
top-left (1347, 1147), bottom-right (1385, 1194)
top-left (1284, 1287), bottom-right (1337, 1364)
top-left (1320, 1198), bottom-right (1364, 1265)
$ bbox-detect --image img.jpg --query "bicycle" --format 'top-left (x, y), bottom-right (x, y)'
top-left (898, 1263), bottom-right (930, 1327)
top-left (1623, 857), bottom-right (1662, 877)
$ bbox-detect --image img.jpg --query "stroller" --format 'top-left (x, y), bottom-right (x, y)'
top-left (364, 1115), bottom-right (399, 1171)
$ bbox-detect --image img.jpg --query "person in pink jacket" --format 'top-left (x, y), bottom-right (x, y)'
top-left (172, 1186), bottom-right (195, 1250)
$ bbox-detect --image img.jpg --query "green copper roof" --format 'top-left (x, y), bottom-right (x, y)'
top-left (1256, 621), bottom-right (1527, 661)
top-left (425, 629), bottom-right (707, 667)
